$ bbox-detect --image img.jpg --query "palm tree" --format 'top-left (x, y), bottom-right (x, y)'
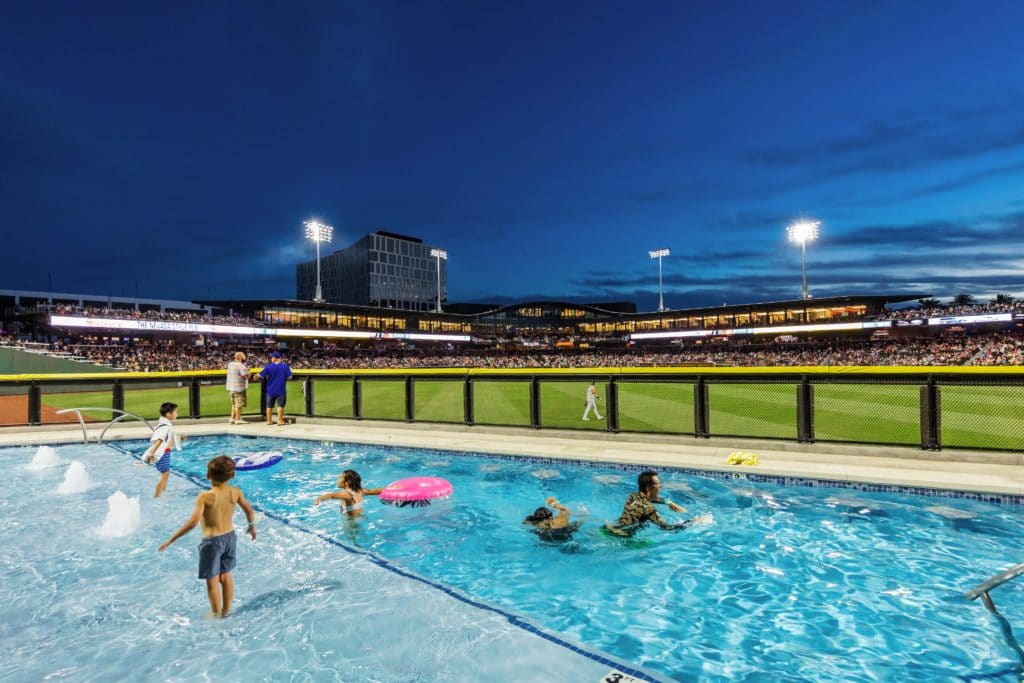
top-left (917, 297), bottom-right (942, 309)
top-left (952, 293), bottom-right (976, 306)
top-left (991, 293), bottom-right (1016, 306)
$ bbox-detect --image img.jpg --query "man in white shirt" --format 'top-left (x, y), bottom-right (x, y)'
top-left (225, 352), bottom-right (250, 425)
top-left (142, 402), bottom-right (183, 497)
top-left (582, 381), bottom-right (603, 421)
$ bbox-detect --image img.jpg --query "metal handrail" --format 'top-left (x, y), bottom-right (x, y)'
top-left (54, 407), bottom-right (155, 444)
top-left (966, 562), bottom-right (1024, 613)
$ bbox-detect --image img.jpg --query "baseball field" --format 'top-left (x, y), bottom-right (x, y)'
top-left (9, 375), bottom-right (1023, 451)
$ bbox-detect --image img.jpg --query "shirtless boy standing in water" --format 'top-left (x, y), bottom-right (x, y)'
top-left (159, 455), bottom-right (257, 617)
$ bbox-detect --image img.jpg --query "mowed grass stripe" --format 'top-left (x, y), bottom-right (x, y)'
top-left (540, 381), bottom-right (609, 430)
top-left (414, 380), bottom-right (464, 423)
top-left (618, 383), bottom-right (694, 434)
top-left (707, 384), bottom-right (796, 439)
top-left (313, 380), bottom-right (354, 418)
top-left (473, 381), bottom-right (531, 426)
top-left (812, 384), bottom-right (920, 445)
top-left (940, 386), bottom-right (1024, 449)
top-left (360, 380), bottom-right (406, 420)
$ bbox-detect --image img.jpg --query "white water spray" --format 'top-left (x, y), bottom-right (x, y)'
top-left (99, 491), bottom-right (142, 537)
top-left (57, 461), bottom-right (93, 494)
top-left (28, 445), bottom-right (61, 470)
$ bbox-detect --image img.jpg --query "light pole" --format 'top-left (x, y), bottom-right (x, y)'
top-left (649, 248), bottom-right (670, 312)
top-left (304, 220), bottom-right (333, 303)
top-left (430, 248), bottom-right (447, 313)
top-left (786, 220), bottom-right (820, 300)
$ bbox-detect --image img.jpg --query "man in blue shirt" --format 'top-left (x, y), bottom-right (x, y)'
top-left (258, 351), bottom-right (293, 426)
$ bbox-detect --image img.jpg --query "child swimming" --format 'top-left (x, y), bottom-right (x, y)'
top-left (314, 470), bottom-right (383, 518)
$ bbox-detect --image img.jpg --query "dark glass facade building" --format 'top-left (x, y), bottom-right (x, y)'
top-left (296, 231), bottom-right (447, 311)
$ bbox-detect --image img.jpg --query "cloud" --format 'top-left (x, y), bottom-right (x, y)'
top-left (899, 160), bottom-right (1024, 200)
top-left (555, 210), bottom-right (1024, 308)
top-left (743, 120), bottom-right (927, 167)
top-left (742, 107), bottom-right (1024, 184)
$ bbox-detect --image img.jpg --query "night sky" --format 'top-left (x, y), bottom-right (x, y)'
top-left (3, 1), bottom-right (1024, 311)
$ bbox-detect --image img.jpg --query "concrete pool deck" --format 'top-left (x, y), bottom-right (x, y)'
top-left (4, 417), bottom-right (1024, 496)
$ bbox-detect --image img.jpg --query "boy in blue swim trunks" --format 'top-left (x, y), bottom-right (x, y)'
top-left (159, 455), bottom-right (257, 618)
top-left (142, 402), bottom-right (182, 498)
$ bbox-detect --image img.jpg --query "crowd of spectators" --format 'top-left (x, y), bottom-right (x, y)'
top-left (9, 331), bottom-right (1020, 371)
top-left (883, 301), bottom-right (1024, 321)
top-left (50, 305), bottom-right (259, 327)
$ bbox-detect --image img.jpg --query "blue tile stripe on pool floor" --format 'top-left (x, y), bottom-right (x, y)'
top-left (172, 433), bottom-right (1024, 507)
top-left (105, 441), bottom-right (663, 683)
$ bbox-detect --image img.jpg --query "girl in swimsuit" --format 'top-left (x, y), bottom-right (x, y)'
top-left (313, 470), bottom-right (383, 518)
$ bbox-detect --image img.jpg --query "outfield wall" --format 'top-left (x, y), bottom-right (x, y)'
top-left (0, 348), bottom-right (109, 375)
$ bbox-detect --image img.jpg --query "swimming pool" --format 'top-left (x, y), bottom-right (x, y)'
top-left (5, 435), bottom-right (1024, 681)
top-left (0, 440), bottom-right (645, 682)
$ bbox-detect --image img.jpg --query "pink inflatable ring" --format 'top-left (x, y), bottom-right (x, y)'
top-left (379, 476), bottom-right (453, 507)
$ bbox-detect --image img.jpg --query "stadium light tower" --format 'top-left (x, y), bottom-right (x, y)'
top-left (304, 220), bottom-right (333, 303)
top-left (430, 248), bottom-right (447, 313)
top-left (649, 248), bottom-right (670, 312)
top-left (786, 220), bottom-right (820, 300)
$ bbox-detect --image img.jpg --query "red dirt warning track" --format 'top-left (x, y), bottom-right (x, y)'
top-left (0, 395), bottom-right (84, 426)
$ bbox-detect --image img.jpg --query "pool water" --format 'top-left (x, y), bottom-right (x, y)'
top-left (176, 436), bottom-right (1024, 681)
top-left (0, 441), bottom-right (636, 682)
top-left (6, 435), bottom-right (1024, 681)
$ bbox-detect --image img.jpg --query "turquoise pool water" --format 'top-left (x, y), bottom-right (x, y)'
top-left (172, 436), bottom-right (1024, 680)
top-left (0, 440), bottom-right (637, 682)
top-left (5, 435), bottom-right (1024, 681)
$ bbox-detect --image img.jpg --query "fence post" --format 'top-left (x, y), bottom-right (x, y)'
top-left (28, 383), bottom-right (41, 425)
top-left (405, 377), bottom-right (415, 422)
top-left (189, 379), bottom-right (201, 419)
top-left (112, 381), bottom-right (125, 413)
top-left (693, 378), bottom-right (709, 438)
top-left (530, 377), bottom-right (541, 429)
top-left (352, 378), bottom-right (362, 420)
top-left (920, 378), bottom-right (941, 450)
top-left (607, 376), bottom-right (619, 432)
top-left (464, 378), bottom-right (474, 425)
top-left (304, 377), bottom-right (314, 417)
top-left (797, 377), bottom-right (814, 443)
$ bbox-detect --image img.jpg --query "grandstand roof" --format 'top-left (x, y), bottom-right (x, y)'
top-left (196, 293), bottom-right (926, 322)
top-left (632, 293), bottom-right (929, 319)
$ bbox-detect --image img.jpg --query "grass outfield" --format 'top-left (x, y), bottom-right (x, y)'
top-left (42, 384), bottom-right (262, 420)
top-left (38, 380), bottom-right (1024, 450)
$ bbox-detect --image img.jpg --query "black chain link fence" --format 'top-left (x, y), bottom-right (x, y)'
top-left (7, 371), bottom-right (1024, 452)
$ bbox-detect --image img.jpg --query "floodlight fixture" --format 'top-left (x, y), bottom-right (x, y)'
top-left (304, 220), bottom-right (334, 303)
top-left (649, 248), bottom-right (670, 312)
top-left (786, 220), bottom-right (820, 299)
top-left (430, 248), bottom-right (447, 312)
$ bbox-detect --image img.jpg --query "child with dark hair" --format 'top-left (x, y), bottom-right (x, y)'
top-left (159, 455), bottom-right (257, 618)
top-left (524, 497), bottom-right (579, 541)
top-left (314, 469), bottom-right (384, 518)
top-left (142, 402), bottom-right (182, 498)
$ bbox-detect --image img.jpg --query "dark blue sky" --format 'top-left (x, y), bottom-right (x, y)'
top-left (3, 1), bottom-right (1024, 310)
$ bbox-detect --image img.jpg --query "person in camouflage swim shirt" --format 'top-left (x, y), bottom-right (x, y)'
top-left (605, 470), bottom-right (693, 537)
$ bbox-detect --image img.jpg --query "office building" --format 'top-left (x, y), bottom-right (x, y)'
top-left (297, 231), bottom-right (447, 310)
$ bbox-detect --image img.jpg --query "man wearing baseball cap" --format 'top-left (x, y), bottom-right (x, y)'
top-left (258, 351), bottom-right (293, 426)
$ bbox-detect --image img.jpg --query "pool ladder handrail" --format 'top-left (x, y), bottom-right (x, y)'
top-left (54, 407), bottom-right (156, 444)
top-left (966, 562), bottom-right (1024, 613)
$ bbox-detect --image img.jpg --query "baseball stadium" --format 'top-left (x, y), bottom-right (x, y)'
top-left (4, 280), bottom-right (1024, 681)
top-left (6, 4), bottom-right (1024, 681)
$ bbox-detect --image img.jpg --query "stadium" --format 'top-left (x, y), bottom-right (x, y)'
top-left (4, 281), bottom-right (1024, 451)
top-left (6, 5), bottom-right (1024, 682)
